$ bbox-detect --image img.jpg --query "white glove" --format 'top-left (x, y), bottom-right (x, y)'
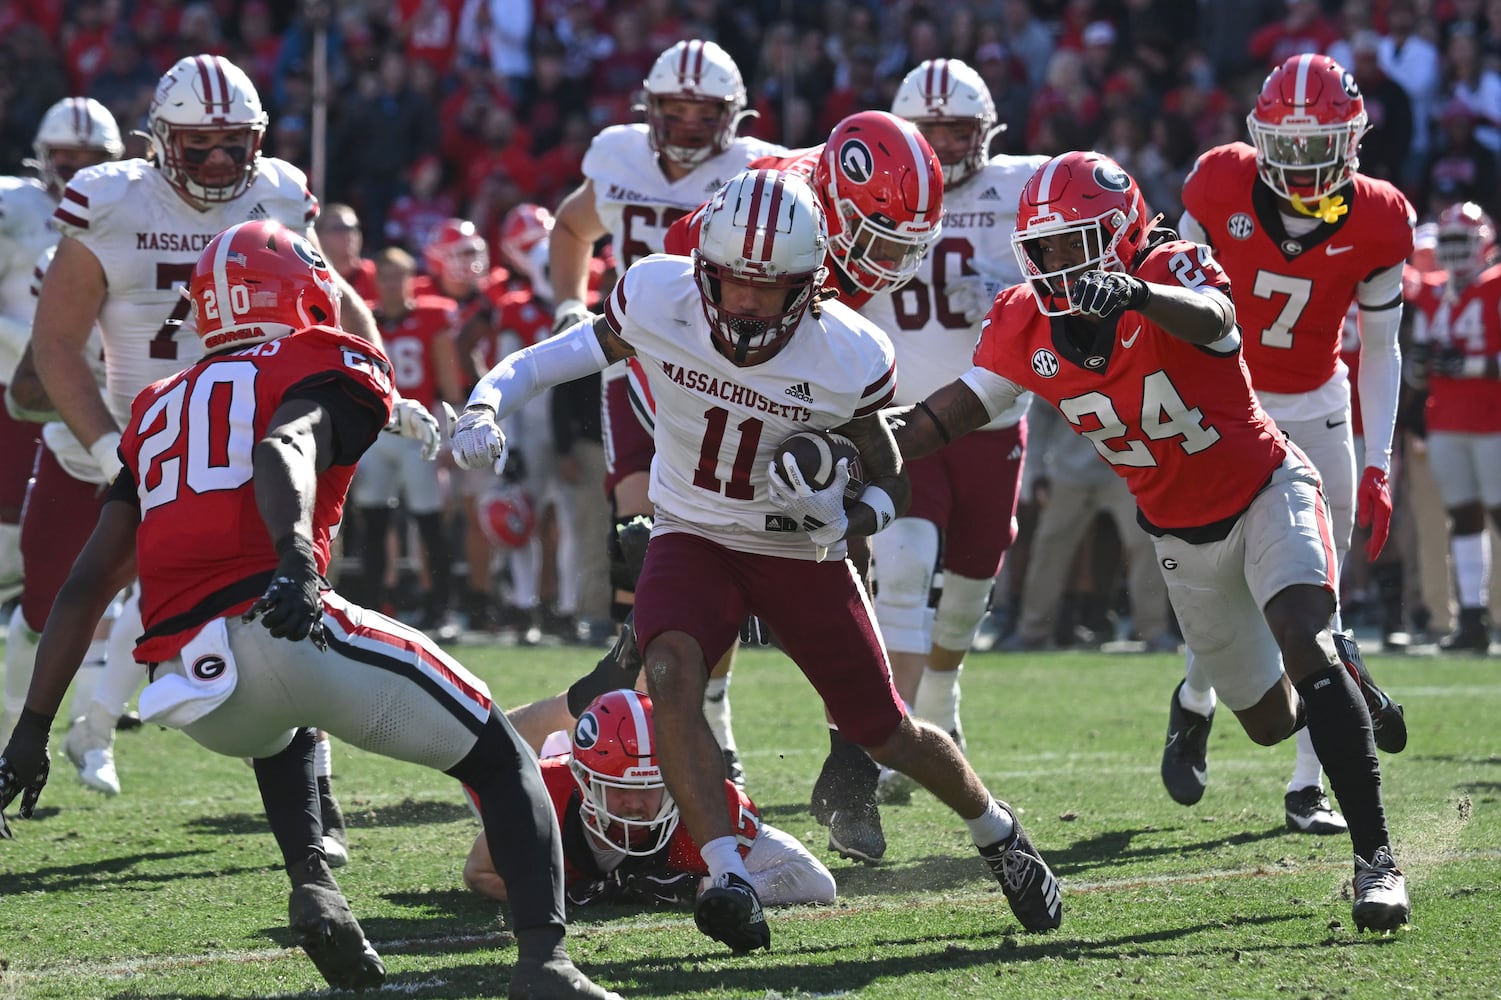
top-left (88, 431), bottom-right (123, 483)
top-left (386, 396), bottom-right (443, 461)
top-left (551, 297), bottom-right (593, 336)
top-left (766, 456), bottom-right (850, 562)
top-left (944, 274), bottom-right (1003, 326)
top-left (450, 405), bottom-right (508, 473)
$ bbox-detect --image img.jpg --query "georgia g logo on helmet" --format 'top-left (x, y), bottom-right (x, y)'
top-left (574, 711), bottom-right (601, 750)
top-left (1094, 163), bottom-right (1132, 192)
top-left (839, 139), bottom-right (874, 184)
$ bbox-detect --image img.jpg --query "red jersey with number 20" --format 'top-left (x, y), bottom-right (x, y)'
top-left (1182, 143), bottom-right (1414, 395)
top-left (972, 237), bottom-right (1286, 531)
top-left (122, 327), bottom-right (394, 662)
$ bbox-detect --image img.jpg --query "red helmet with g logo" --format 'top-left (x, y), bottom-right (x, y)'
top-left (1248, 53), bottom-right (1369, 203)
top-left (423, 218), bottom-right (490, 287)
top-left (189, 220), bottom-right (340, 352)
top-left (813, 111), bottom-right (943, 294)
top-left (477, 484), bottom-right (536, 548)
top-left (569, 689), bottom-right (680, 856)
top-left (1011, 151), bottom-right (1151, 316)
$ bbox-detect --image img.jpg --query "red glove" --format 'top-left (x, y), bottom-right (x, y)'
top-left (1356, 466), bottom-right (1392, 561)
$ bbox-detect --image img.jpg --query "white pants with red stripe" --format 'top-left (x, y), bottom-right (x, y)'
top-left (167, 591), bottom-right (494, 765)
top-left (1159, 451), bottom-right (1337, 712)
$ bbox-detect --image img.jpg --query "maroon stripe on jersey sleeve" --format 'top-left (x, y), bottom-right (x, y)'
top-left (63, 188), bottom-right (89, 209)
top-left (602, 278), bottom-right (629, 335)
top-left (853, 361), bottom-right (897, 417)
top-left (54, 209), bottom-right (87, 229)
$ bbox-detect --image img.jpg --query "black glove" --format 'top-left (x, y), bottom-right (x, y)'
top-left (243, 535), bottom-right (328, 649)
top-left (1070, 270), bottom-right (1150, 320)
top-left (620, 867), bottom-right (701, 906)
top-left (565, 870), bottom-right (628, 909)
top-left (0, 708), bottom-right (54, 839)
top-left (1431, 346), bottom-right (1467, 378)
top-left (739, 615), bottom-right (775, 646)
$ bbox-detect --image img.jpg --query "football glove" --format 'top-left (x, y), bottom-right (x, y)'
top-left (0, 709), bottom-right (53, 840)
top-left (1070, 270), bottom-right (1150, 321)
top-left (565, 871), bottom-right (628, 909)
top-left (243, 535), bottom-right (328, 649)
top-left (386, 396), bottom-right (443, 461)
top-left (944, 273), bottom-right (1003, 325)
top-left (1356, 466), bottom-right (1393, 562)
top-left (450, 405), bottom-right (509, 474)
top-left (620, 867), bottom-right (701, 906)
top-left (551, 297), bottom-right (593, 337)
top-left (88, 431), bottom-right (124, 484)
top-left (767, 456), bottom-right (850, 562)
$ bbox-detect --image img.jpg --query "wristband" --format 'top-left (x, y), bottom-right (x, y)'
top-left (1463, 355), bottom-right (1486, 379)
top-left (856, 485), bottom-right (897, 533)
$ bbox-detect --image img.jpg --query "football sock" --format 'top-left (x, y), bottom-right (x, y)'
top-left (1287, 727), bottom-right (1324, 793)
top-left (92, 590), bottom-right (145, 719)
top-left (1295, 665), bottom-right (1388, 860)
top-left (913, 665), bottom-right (962, 732)
top-left (1452, 532), bottom-right (1490, 607)
top-left (700, 835), bottom-right (752, 884)
top-left (965, 797), bottom-right (1015, 848)
top-left (254, 727), bottom-right (323, 871)
top-left (1180, 648), bottom-right (1217, 712)
top-left (414, 512), bottom-right (451, 611)
top-left (446, 706), bottom-right (564, 932)
top-left (313, 733), bottom-right (333, 779)
top-left (703, 676), bottom-right (736, 751)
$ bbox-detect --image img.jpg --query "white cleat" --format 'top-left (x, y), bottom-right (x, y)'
top-left (322, 835), bottom-right (350, 869)
top-left (65, 719), bottom-right (121, 796)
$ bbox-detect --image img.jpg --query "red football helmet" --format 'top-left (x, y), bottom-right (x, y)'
top-left (642, 39), bottom-right (748, 169)
top-left (569, 689), bottom-right (680, 857)
top-left (1434, 201), bottom-right (1496, 285)
top-left (189, 220), bottom-right (340, 352)
top-left (423, 218), bottom-right (490, 288)
top-left (1248, 53), bottom-right (1369, 203)
top-left (1011, 150), bottom-right (1152, 316)
top-left (695, 169), bottom-right (829, 366)
top-left (499, 203), bottom-right (554, 274)
top-left (814, 111), bottom-right (944, 294)
top-left (477, 485), bottom-right (536, 548)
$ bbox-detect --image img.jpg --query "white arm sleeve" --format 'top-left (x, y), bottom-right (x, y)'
top-left (958, 366), bottom-right (1026, 423)
top-left (1177, 210), bottom-right (1209, 245)
top-left (742, 822), bottom-right (837, 906)
top-left (467, 318), bottom-right (610, 419)
top-left (1355, 263), bottom-right (1404, 474)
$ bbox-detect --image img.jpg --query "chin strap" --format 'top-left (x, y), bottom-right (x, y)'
top-left (1290, 193), bottom-right (1349, 225)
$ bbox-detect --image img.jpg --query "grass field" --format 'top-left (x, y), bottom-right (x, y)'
top-left (0, 639), bottom-right (1497, 1000)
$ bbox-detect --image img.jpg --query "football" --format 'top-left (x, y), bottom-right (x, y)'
top-left (772, 429), bottom-right (865, 507)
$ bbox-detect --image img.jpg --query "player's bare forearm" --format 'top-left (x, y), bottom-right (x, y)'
top-left (895, 381), bottom-right (992, 460)
top-left (549, 181), bottom-right (605, 304)
top-left (28, 501), bottom-right (138, 719)
top-left (33, 237), bottom-right (115, 446)
top-left (1139, 284), bottom-right (1235, 345)
top-left (835, 411), bottom-right (910, 535)
top-left (5, 343), bottom-right (57, 421)
top-left (253, 400), bottom-right (334, 549)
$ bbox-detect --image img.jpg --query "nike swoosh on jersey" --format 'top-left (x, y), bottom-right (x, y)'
top-left (1121, 327), bottom-right (1141, 348)
top-left (1325, 245), bottom-right (1354, 256)
top-left (1326, 417), bottom-right (1347, 428)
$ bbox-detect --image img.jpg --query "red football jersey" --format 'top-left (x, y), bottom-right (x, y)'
top-left (1182, 143), bottom-right (1415, 394)
top-left (1412, 264), bottom-right (1501, 433)
top-left (973, 237), bottom-right (1286, 531)
top-left (540, 757), bottom-right (759, 884)
top-left (491, 287), bottom-right (553, 363)
top-left (661, 146), bottom-right (876, 312)
top-left (342, 258), bottom-right (379, 306)
top-left (122, 327), bottom-right (394, 662)
top-left (376, 294), bottom-right (458, 410)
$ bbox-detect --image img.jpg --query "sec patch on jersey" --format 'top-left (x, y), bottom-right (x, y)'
top-left (772, 429), bottom-right (865, 507)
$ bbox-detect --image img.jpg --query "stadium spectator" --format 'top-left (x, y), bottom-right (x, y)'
top-left (317, 203), bottom-right (379, 305)
top-left (1347, 30), bottom-right (1414, 186)
top-left (1418, 98), bottom-right (1499, 217)
top-left (1249, 0), bottom-right (1340, 70)
top-left (1379, 0), bottom-right (1443, 184)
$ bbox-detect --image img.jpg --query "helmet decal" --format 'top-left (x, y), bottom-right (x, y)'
top-left (838, 139), bottom-right (874, 183)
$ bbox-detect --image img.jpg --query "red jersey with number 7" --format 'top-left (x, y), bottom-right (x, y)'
top-left (1181, 143), bottom-right (1414, 395)
top-left (972, 236), bottom-right (1286, 531)
top-left (119, 327), bottom-right (394, 662)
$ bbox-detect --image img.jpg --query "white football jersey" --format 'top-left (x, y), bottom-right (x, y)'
top-left (602, 255), bottom-right (896, 560)
top-left (53, 157), bottom-right (318, 422)
top-left (584, 124), bottom-right (783, 274)
top-left (0, 175), bottom-right (60, 383)
top-left (860, 155), bottom-right (1045, 429)
top-left (30, 245), bottom-right (111, 483)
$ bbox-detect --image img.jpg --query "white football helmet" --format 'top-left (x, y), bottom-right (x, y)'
top-left (891, 58), bottom-right (999, 188)
top-left (28, 97), bottom-right (123, 197)
top-left (148, 54), bottom-right (268, 204)
top-left (642, 39), bottom-right (748, 169)
top-left (694, 168), bottom-right (829, 366)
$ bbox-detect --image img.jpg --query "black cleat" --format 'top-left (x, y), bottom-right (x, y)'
top-left (1161, 680), bottom-right (1212, 805)
top-left (507, 957), bottom-right (624, 999)
top-left (1283, 786), bottom-right (1347, 835)
top-left (1352, 846), bottom-right (1410, 932)
top-left (828, 802), bottom-right (886, 863)
top-left (694, 872), bottom-right (770, 953)
top-left (1438, 607), bottom-right (1491, 653)
top-left (1332, 632), bottom-right (1407, 753)
top-left (978, 804), bottom-right (1062, 932)
top-left (287, 860), bottom-right (385, 991)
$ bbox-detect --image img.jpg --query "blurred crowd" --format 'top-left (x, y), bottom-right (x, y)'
top-left (7, 0), bottom-right (1501, 253)
top-left (3, 0), bottom-right (1498, 648)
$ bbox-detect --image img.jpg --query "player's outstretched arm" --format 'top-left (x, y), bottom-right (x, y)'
top-left (1136, 282), bottom-right (1235, 345)
top-left (894, 379), bottom-right (996, 461)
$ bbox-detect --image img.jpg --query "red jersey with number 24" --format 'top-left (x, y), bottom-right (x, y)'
top-left (1182, 143), bottom-right (1414, 395)
top-left (972, 237), bottom-right (1286, 531)
top-left (122, 327), bottom-right (394, 662)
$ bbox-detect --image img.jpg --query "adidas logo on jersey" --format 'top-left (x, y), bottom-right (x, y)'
top-left (1007, 443), bottom-right (1023, 461)
top-left (978, 187), bottom-right (1003, 201)
top-left (785, 381), bottom-right (813, 403)
top-left (246, 202), bottom-right (269, 220)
